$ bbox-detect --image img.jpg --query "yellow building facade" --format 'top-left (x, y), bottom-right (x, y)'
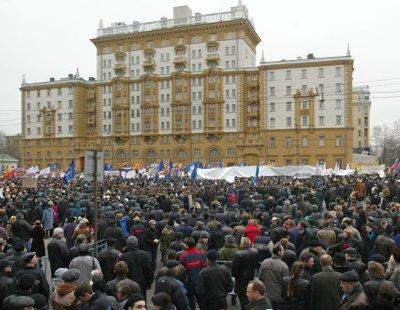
top-left (19, 4), bottom-right (357, 171)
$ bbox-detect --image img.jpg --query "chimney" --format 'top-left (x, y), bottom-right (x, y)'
top-left (50, 77), bottom-right (55, 82)
top-left (89, 77), bottom-right (95, 81)
top-left (307, 53), bottom-right (314, 59)
top-left (68, 74), bottom-right (73, 79)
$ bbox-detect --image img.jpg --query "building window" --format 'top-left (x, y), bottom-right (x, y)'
top-left (302, 159), bottom-right (309, 165)
top-left (269, 71), bottom-right (275, 81)
top-left (270, 102), bottom-right (275, 112)
top-left (227, 148), bottom-right (235, 156)
top-left (69, 125), bottom-right (73, 133)
top-left (269, 137), bottom-right (276, 148)
top-left (57, 88), bottom-right (62, 96)
top-left (301, 100), bottom-right (308, 110)
top-left (302, 85), bottom-right (307, 95)
top-left (301, 116), bottom-right (308, 126)
top-left (286, 117), bottom-right (291, 127)
top-left (335, 67), bottom-right (342, 77)
top-left (319, 100), bottom-right (324, 110)
top-left (69, 100), bottom-right (73, 108)
top-left (336, 136), bottom-right (342, 146)
top-left (68, 112), bottom-right (73, 120)
top-left (270, 87), bottom-right (275, 96)
top-left (336, 115), bottom-right (342, 125)
top-left (318, 68), bottom-right (324, 78)
top-left (286, 86), bottom-right (291, 96)
top-left (301, 69), bottom-right (307, 79)
top-left (319, 136), bottom-right (325, 147)
top-left (336, 99), bottom-right (342, 109)
top-left (270, 118), bottom-right (275, 127)
top-left (301, 137), bottom-right (308, 147)
top-left (286, 159), bottom-right (292, 166)
top-left (286, 70), bottom-right (291, 80)
top-left (285, 137), bottom-right (292, 147)
top-left (336, 83), bottom-right (342, 93)
top-left (319, 116), bottom-right (325, 125)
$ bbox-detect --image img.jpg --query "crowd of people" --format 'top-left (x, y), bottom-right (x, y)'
top-left (0, 173), bottom-right (399, 310)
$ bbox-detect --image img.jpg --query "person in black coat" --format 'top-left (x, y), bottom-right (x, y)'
top-left (120, 236), bottom-right (153, 300)
top-left (155, 260), bottom-right (190, 310)
top-left (231, 237), bottom-right (259, 310)
top-left (47, 227), bottom-right (69, 277)
top-left (197, 250), bottom-right (234, 310)
top-left (282, 261), bottom-right (310, 310)
top-left (31, 221), bottom-right (45, 259)
top-left (16, 253), bottom-right (50, 299)
top-left (98, 238), bottom-right (120, 282)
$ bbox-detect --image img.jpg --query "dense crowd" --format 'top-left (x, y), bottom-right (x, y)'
top-left (0, 173), bottom-right (400, 310)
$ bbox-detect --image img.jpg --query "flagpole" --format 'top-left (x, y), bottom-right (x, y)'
top-left (93, 150), bottom-right (99, 257)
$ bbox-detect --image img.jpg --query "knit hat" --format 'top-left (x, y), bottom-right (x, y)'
top-left (8, 296), bottom-right (34, 310)
top-left (22, 252), bottom-right (36, 264)
top-left (127, 236), bottom-right (138, 249)
top-left (207, 249), bottom-right (218, 262)
top-left (54, 268), bottom-right (68, 279)
top-left (165, 259), bottom-right (180, 269)
top-left (224, 234), bottom-right (235, 244)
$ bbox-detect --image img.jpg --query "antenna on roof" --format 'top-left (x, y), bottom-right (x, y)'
top-left (22, 74), bottom-right (26, 85)
top-left (75, 67), bottom-right (80, 78)
top-left (99, 19), bottom-right (104, 29)
top-left (346, 42), bottom-right (351, 57)
top-left (261, 49), bottom-right (265, 63)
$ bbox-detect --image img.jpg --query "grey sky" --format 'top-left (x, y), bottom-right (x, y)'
top-left (1, 0), bottom-right (399, 136)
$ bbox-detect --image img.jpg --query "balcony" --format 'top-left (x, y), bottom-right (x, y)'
top-left (173, 56), bottom-right (187, 65)
top-left (114, 63), bottom-right (126, 70)
top-left (248, 110), bottom-right (259, 117)
top-left (143, 60), bottom-right (155, 68)
top-left (208, 83), bottom-right (216, 90)
top-left (248, 79), bottom-right (259, 88)
top-left (206, 53), bottom-right (220, 62)
top-left (87, 92), bottom-right (96, 100)
top-left (206, 41), bottom-right (219, 49)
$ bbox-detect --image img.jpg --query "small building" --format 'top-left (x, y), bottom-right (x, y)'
top-left (0, 154), bottom-right (19, 171)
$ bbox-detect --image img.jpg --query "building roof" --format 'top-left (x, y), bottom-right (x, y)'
top-left (260, 55), bottom-right (352, 67)
top-left (0, 154), bottom-right (18, 162)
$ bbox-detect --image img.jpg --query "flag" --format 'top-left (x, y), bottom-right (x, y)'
top-left (334, 162), bottom-right (340, 172)
top-left (253, 163), bottom-right (260, 185)
top-left (165, 159), bottom-right (173, 180)
top-left (26, 166), bottom-right (36, 175)
top-left (50, 163), bottom-right (59, 171)
top-left (390, 158), bottom-right (399, 174)
top-left (191, 161), bottom-right (198, 180)
top-left (316, 161), bottom-right (320, 175)
top-left (346, 163), bottom-right (351, 170)
top-left (157, 160), bottom-right (164, 173)
top-left (63, 160), bottom-right (75, 183)
top-left (39, 167), bottom-right (51, 176)
top-left (104, 163), bottom-right (113, 171)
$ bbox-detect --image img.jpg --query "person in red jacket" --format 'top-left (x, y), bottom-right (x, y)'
top-left (243, 219), bottom-right (261, 245)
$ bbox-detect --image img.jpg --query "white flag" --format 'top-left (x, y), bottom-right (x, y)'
top-left (39, 167), bottom-right (51, 176)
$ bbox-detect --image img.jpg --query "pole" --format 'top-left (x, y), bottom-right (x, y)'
top-left (93, 150), bottom-right (98, 257)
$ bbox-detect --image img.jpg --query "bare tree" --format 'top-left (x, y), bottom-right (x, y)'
top-left (371, 122), bottom-right (400, 165)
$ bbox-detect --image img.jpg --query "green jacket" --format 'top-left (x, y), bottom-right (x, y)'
top-left (218, 244), bottom-right (238, 261)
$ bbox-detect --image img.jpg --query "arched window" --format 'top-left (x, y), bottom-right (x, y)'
top-left (146, 149), bottom-right (156, 158)
top-left (209, 148), bottom-right (220, 159)
top-left (177, 150), bottom-right (186, 159)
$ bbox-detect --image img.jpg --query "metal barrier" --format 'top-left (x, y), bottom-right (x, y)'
top-left (89, 239), bottom-right (107, 257)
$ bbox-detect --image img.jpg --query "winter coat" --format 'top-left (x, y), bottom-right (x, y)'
top-left (16, 266), bottom-right (50, 299)
top-left (11, 219), bottom-right (32, 241)
top-left (374, 234), bottom-right (396, 261)
top-left (155, 274), bottom-right (190, 310)
top-left (69, 255), bottom-right (101, 284)
top-left (364, 277), bottom-right (394, 304)
top-left (42, 207), bottom-right (54, 230)
top-left (309, 266), bottom-right (341, 310)
top-left (31, 225), bottom-right (46, 257)
top-left (282, 277), bottom-right (310, 309)
top-left (63, 222), bottom-right (78, 250)
top-left (48, 237), bottom-right (70, 277)
top-left (317, 228), bottom-right (336, 246)
top-left (197, 262), bottom-right (234, 307)
top-left (160, 225), bottom-right (175, 256)
top-left (338, 282), bottom-right (369, 310)
top-left (245, 297), bottom-right (273, 310)
top-left (98, 246), bottom-right (120, 282)
top-left (120, 242), bottom-right (153, 294)
top-left (232, 247), bottom-right (259, 284)
top-left (259, 254), bottom-right (290, 303)
top-left (243, 223), bottom-right (261, 244)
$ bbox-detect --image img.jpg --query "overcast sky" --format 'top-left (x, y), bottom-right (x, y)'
top-left (1, 0), bottom-right (399, 136)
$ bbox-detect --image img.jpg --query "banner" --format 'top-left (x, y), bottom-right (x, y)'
top-left (22, 176), bottom-right (38, 188)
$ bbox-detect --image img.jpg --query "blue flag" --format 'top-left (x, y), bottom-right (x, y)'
top-left (63, 160), bottom-right (75, 183)
top-left (50, 163), bottom-right (59, 171)
top-left (104, 163), bottom-right (113, 171)
top-left (191, 161), bottom-right (198, 180)
top-left (165, 159), bottom-right (173, 181)
top-left (158, 160), bottom-right (164, 172)
top-left (253, 163), bottom-right (260, 185)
